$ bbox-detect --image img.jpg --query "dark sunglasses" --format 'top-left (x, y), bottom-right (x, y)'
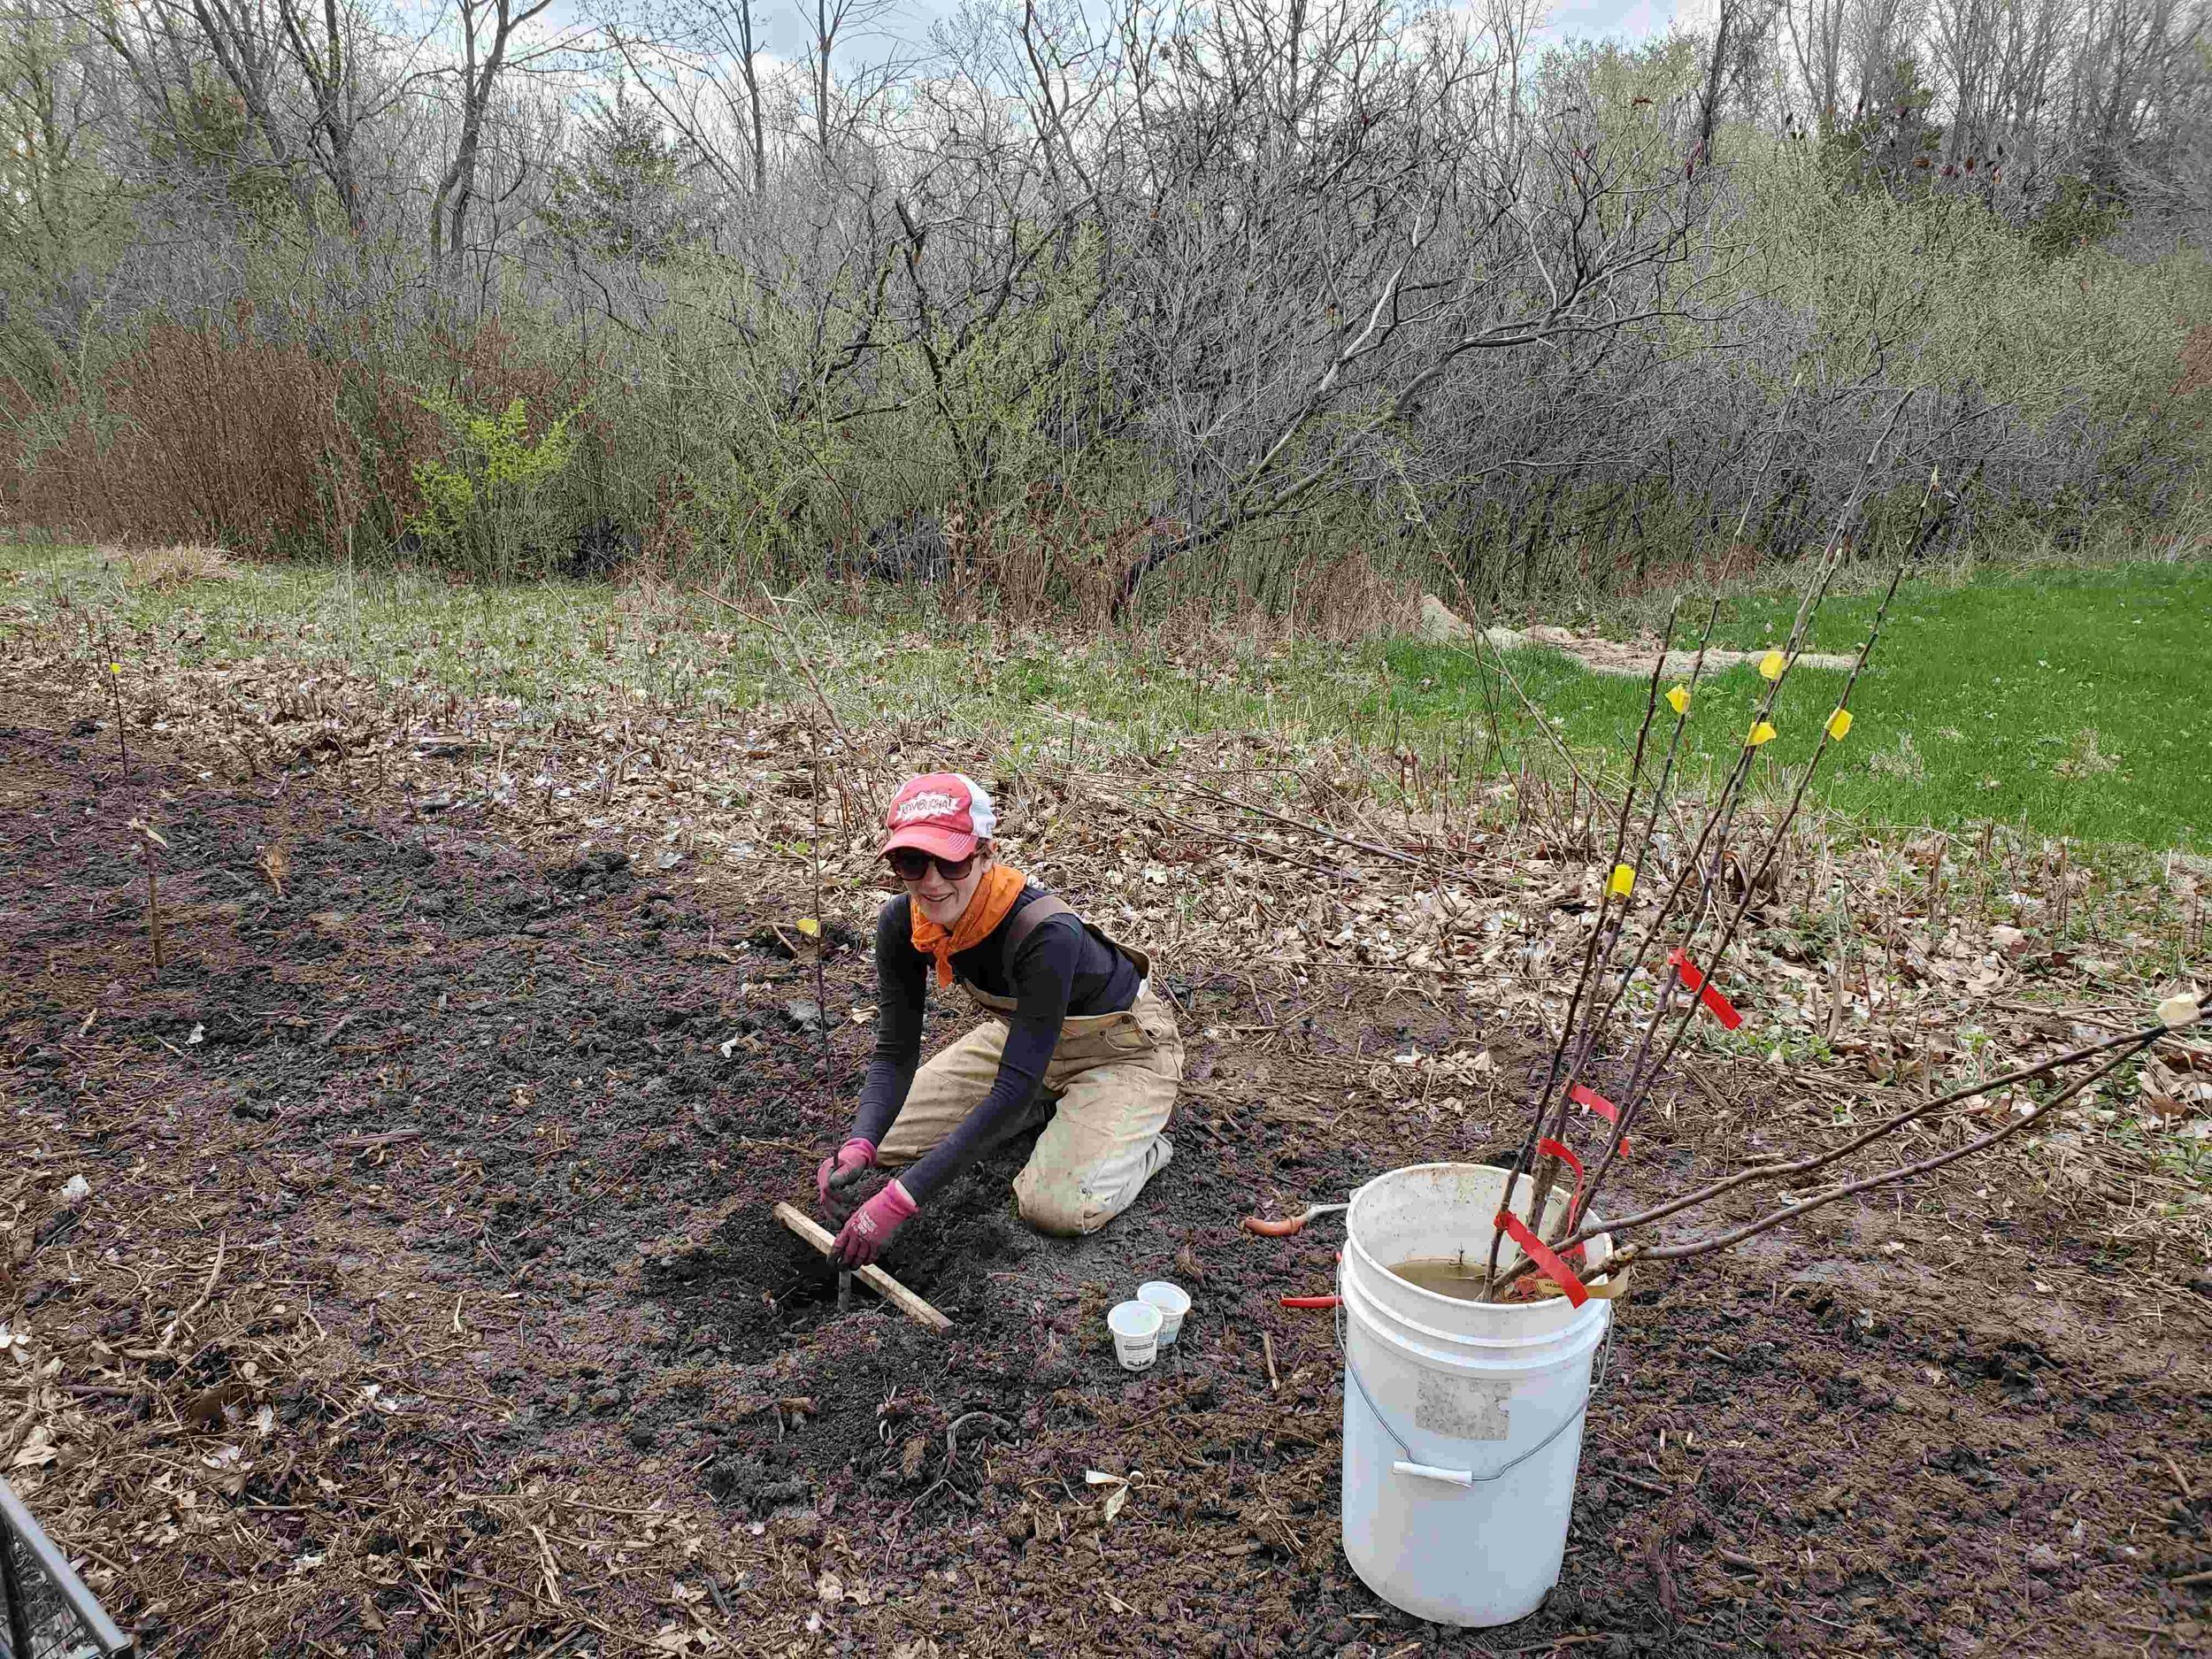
top-left (886, 848), bottom-right (979, 882)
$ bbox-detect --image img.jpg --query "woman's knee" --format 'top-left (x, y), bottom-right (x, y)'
top-left (1012, 1170), bottom-right (1100, 1236)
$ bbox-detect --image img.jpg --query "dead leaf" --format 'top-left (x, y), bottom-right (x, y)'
top-left (180, 1381), bottom-right (253, 1432)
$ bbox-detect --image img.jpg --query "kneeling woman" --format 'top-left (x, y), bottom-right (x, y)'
top-left (817, 773), bottom-right (1182, 1267)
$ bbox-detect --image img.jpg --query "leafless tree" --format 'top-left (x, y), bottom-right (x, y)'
top-left (607, 0), bottom-right (774, 196)
top-left (429, 0), bottom-right (593, 265)
top-left (1103, 0), bottom-right (1744, 609)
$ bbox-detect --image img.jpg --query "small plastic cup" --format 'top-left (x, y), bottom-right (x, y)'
top-left (1137, 1280), bottom-right (1191, 1345)
top-left (1107, 1299), bottom-right (1163, 1371)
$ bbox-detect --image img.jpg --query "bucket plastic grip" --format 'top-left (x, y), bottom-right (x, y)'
top-left (1494, 1210), bottom-right (1589, 1307)
top-left (1336, 1303), bottom-right (1609, 1488)
top-left (1668, 949), bottom-right (1743, 1030)
top-left (1391, 1462), bottom-right (1478, 1487)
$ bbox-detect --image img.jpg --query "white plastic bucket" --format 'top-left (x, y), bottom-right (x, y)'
top-left (1108, 1299), bottom-right (1163, 1370)
top-left (1337, 1163), bottom-right (1617, 1627)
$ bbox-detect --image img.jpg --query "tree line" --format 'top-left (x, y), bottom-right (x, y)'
top-left (2, 0), bottom-right (2207, 620)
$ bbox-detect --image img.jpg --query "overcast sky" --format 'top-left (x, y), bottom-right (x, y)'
top-left (577, 0), bottom-right (1696, 65)
top-left (1545, 0), bottom-right (1686, 40)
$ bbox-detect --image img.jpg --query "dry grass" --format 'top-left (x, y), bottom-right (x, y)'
top-left (101, 543), bottom-right (239, 590)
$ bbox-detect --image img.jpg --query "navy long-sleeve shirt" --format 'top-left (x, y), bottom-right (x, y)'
top-left (853, 886), bottom-right (1139, 1202)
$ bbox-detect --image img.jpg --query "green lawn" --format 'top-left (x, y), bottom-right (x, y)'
top-left (1389, 562), bottom-right (2212, 849)
top-left (6, 541), bottom-right (2208, 850)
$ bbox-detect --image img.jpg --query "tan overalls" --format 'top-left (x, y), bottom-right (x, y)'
top-left (876, 928), bottom-right (1184, 1236)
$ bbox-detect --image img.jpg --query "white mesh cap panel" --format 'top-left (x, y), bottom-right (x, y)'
top-left (951, 773), bottom-right (996, 840)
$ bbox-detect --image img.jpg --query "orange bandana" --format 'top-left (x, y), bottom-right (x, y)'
top-left (910, 864), bottom-right (1027, 987)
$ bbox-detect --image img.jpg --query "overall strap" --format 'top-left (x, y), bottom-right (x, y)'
top-left (1002, 895), bottom-right (1078, 979)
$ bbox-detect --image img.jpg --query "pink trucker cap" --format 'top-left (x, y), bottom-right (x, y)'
top-left (881, 772), bottom-right (997, 862)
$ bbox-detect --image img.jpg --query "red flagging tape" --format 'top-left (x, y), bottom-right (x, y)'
top-left (1494, 1209), bottom-right (1590, 1308)
top-left (1535, 1138), bottom-right (1589, 1262)
top-left (1668, 949), bottom-right (1744, 1030)
top-left (1570, 1084), bottom-right (1633, 1152)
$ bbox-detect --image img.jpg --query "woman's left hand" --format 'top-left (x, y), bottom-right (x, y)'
top-left (817, 1137), bottom-right (878, 1223)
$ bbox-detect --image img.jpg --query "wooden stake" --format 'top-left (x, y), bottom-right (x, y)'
top-left (772, 1203), bottom-right (951, 1333)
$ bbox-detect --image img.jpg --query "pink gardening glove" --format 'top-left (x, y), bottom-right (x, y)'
top-left (832, 1179), bottom-right (917, 1269)
top-left (816, 1138), bottom-right (877, 1224)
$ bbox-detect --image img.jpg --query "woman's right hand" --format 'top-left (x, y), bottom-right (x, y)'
top-left (817, 1137), bottom-right (878, 1223)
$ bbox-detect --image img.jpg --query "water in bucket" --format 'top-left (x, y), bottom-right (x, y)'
top-left (1387, 1254), bottom-right (1491, 1302)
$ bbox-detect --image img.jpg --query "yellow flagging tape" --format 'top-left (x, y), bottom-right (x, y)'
top-left (1747, 720), bottom-right (1778, 748)
top-left (1758, 649), bottom-right (1786, 681)
top-left (1825, 708), bottom-right (1854, 741)
top-left (1608, 864), bottom-right (1635, 897)
top-left (1665, 684), bottom-right (1690, 716)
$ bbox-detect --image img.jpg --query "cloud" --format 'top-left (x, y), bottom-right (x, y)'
top-left (1540, 0), bottom-right (1687, 42)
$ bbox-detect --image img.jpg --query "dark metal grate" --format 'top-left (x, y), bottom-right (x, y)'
top-left (0, 1479), bottom-right (132, 1659)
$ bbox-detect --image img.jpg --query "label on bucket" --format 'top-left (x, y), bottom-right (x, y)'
top-left (1414, 1373), bottom-right (1512, 1441)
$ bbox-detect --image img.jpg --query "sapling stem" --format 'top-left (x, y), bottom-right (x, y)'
top-left (1553, 603), bottom-right (1725, 1101)
top-left (1571, 468), bottom-right (1943, 1239)
top-left (1926, 836), bottom-right (1947, 936)
top-left (1495, 603), bottom-right (1680, 1284)
top-left (809, 730), bottom-right (830, 1090)
top-left (107, 658), bottom-right (130, 782)
top-left (1575, 554), bottom-right (1916, 1232)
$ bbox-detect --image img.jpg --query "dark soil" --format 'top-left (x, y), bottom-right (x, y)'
top-left (4, 710), bottom-right (2208, 1657)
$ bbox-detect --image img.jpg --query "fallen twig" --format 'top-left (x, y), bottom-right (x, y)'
top-left (333, 1127), bottom-right (424, 1151)
top-left (180, 1233), bottom-right (227, 1324)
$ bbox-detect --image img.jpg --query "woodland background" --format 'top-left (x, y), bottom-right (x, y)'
top-left (2, 0), bottom-right (2209, 625)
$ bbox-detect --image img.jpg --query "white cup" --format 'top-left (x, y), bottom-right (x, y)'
top-left (1137, 1280), bottom-right (1191, 1345)
top-left (1107, 1299), bottom-right (1163, 1371)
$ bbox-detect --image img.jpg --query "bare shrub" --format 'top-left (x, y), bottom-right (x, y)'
top-left (4, 308), bottom-right (436, 558)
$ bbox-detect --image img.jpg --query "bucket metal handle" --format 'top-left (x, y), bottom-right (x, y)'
top-left (1336, 1302), bottom-right (1616, 1488)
